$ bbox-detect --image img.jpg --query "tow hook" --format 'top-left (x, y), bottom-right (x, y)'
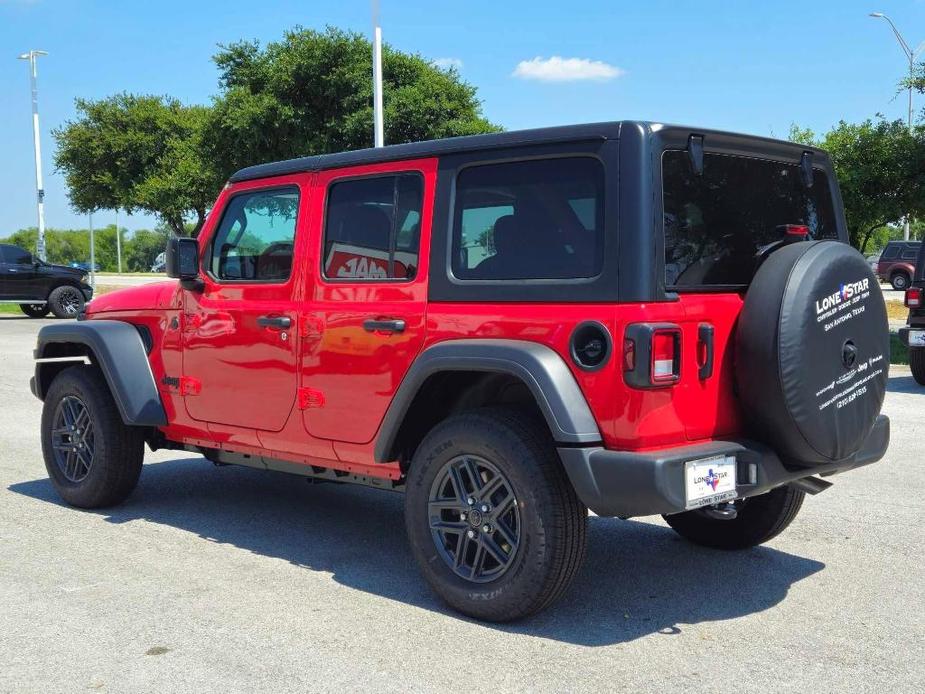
top-left (702, 502), bottom-right (738, 521)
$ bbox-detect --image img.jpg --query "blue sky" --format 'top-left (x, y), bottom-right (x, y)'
top-left (1, 0), bottom-right (923, 234)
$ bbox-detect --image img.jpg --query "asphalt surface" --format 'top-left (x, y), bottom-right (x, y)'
top-left (1, 316), bottom-right (923, 693)
top-left (92, 273), bottom-right (166, 287)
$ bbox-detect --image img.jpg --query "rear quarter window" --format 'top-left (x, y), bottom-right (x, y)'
top-left (663, 151), bottom-right (838, 288)
top-left (451, 157), bottom-right (604, 281)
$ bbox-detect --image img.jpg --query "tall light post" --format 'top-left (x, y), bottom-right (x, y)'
top-left (115, 209), bottom-right (122, 274)
top-left (88, 213), bottom-right (96, 289)
top-left (17, 50), bottom-right (49, 261)
top-left (371, 0), bottom-right (384, 147)
top-left (869, 12), bottom-right (924, 240)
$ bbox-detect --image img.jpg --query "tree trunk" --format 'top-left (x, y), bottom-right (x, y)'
top-left (191, 209), bottom-right (207, 238)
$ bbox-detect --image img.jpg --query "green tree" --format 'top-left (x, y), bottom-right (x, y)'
top-left (53, 95), bottom-right (223, 236)
top-left (124, 227), bottom-right (171, 271)
top-left (205, 26), bottom-right (500, 175)
top-left (789, 119), bottom-right (925, 251)
top-left (1, 225), bottom-right (170, 272)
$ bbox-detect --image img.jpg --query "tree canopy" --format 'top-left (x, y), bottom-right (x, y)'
top-left (789, 119), bottom-right (925, 251)
top-left (52, 27), bottom-right (499, 236)
top-left (206, 27), bottom-right (499, 175)
top-left (53, 95), bottom-right (221, 236)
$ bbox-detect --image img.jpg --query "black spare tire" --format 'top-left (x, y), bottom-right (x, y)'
top-left (736, 241), bottom-right (889, 465)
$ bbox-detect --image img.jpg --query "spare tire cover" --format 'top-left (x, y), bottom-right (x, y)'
top-left (736, 241), bottom-right (889, 465)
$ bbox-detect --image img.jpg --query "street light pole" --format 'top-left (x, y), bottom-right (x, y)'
top-left (89, 213), bottom-right (95, 289)
top-left (371, 0), bottom-right (384, 147)
top-left (115, 209), bottom-right (122, 274)
top-left (869, 12), bottom-right (925, 240)
top-left (17, 50), bottom-right (49, 261)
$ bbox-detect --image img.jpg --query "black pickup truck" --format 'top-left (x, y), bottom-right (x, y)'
top-left (0, 243), bottom-right (93, 318)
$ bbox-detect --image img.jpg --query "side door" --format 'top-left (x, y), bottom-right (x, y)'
top-left (0, 245), bottom-right (9, 298)
top-left (181, 177), bottom-right (309, 432)
top-left (301, 158), bottom-right (435, 444)
top-left (2, 245), bottom-right (41, 299)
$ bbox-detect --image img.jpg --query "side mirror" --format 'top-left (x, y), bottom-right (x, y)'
top-left (166, 237), bottom-right (201, 284)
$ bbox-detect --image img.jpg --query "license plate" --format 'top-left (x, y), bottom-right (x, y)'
top-left (684, 455), bottom-right (737, 509)
top-left (908, 330), bottom-right (925, 347)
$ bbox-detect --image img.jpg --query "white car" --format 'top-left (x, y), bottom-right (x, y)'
top-left (150, 252), bottom-right (166, 273)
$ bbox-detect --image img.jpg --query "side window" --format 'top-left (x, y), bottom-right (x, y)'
top-left (451, 157), bottom-right (604, 281)
top-left (902, 248), bottom-right (919, 260)
top-left (209, 187), bottom-right (299, 282)
top-left (323, 174), bottom-right (423, 280)
top-left (7, 246), bottom-right (33, 265)
top-left (882, 244), bottom-right (900, 260)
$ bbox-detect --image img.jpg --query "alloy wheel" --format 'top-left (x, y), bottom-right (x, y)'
top-left (51, 395), bottom-right (95, 482)
top-left (428, 454), bottom-right (521, 583)
top-left (59, 289), bottom-right (82, 315)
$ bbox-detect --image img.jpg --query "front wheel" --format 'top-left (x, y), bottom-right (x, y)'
top-left (48, 285), bottom-right (85, 319)
top-left (404, 408), bottom-right (587, 622)
top-left (20, 303), bottom-right (50, 318)
top-left (910, 348), bottom-right (925, 385)
top-left (41, 365), bottom-right (144, 508)
top-left (663, 485), bottom-right (805, 550)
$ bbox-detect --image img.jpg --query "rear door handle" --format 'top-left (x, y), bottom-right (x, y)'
top-left (697, 323), bottom-right (715, 380)
top-left (257, 315), bottom-right (291, 330)
top-left (363, 318), bottom-right (406, 333)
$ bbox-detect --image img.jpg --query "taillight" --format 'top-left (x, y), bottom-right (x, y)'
top-left (777, 224), bottom-right (810, 239)
top-left (906, 287), bottom-right (922, 308)
top-left (623, 323), bottom-right (682, 388)
top-left (651, 329), bottom-right (681, 384)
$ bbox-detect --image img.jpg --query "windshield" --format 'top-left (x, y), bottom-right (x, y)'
top-left (662, 150), bottom-right (839, 288)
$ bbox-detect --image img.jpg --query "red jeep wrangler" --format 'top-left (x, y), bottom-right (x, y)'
top-left (32, 122), bottom-right (890, 621)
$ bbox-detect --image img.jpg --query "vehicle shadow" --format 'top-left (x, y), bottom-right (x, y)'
top-left (8, 457), bottom-right (824, 647)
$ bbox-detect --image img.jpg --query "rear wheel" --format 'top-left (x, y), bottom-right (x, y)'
top-left (41, 365), bottom-right (144, 508)
top-left (19, 303), bottom-right (49, 318)
top-left (404, 408), bottom-right (587, 622)
top-left (910, 348), bottom-right (925, 385)
top-left (663, 485), bottom-right (805, 550)
top-left (891, 272), bottom-right (911, 291)
top-left (48, 285), bottom-right (85, 319)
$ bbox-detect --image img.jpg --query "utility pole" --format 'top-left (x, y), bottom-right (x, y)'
top-left (17, 50), bottom-right (49, 261)
top-left (869, 12), bottom-right (925, 240)
top-left (372, 0), bottom-right (384, 147)
top-left (115, 209), bottom-right (122, 274)
top-left (89, 213), bottom-right (96, 289)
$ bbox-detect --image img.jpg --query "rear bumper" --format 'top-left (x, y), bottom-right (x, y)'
top-left (558, 415), bottom-right (890, 518)
top-left (79, 284), bottom-right (94, 301)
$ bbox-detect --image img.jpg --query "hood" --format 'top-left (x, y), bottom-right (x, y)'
top-left (46, 263), bottom-right (87, 279)
top-left (87, 281), bottom-right (181, 314)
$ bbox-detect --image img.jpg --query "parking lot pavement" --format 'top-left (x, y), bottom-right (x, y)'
top-left (1, 316), bottom-right (922, 694)
top-left (91, 273), bottom-right (166, 287)
top-left (880, 281), bottom-right (905, 302)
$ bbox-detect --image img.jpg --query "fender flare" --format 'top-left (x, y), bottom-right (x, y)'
top-left (32, 320), bottom-right (167, 427)
top-left (374, 339), bottom-right (602, 462)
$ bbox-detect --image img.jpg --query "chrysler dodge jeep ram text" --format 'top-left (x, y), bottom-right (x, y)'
top-left (31, 122), bottom-right (890, 621)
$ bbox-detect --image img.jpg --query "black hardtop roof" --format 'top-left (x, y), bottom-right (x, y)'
top-left (228, 120), bottom-right (827, 183)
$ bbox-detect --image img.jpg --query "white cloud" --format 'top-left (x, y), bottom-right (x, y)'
top-left (512, 56), bottom-right (625, 82)
top-left (432, 57), bottom-right (464, 70)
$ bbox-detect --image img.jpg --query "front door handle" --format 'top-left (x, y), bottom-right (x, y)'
top-left (363, 318), bottom-right (406, 333)
top-left (257, 315), bottom-right (291, 330)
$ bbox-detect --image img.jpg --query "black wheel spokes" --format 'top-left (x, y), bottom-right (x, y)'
top-left (428, 455), bottom-right (521, 583)
top-left (61, 290), bottom-right (81, 315)
top-left (51, 395), bottom-right (94, 482)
